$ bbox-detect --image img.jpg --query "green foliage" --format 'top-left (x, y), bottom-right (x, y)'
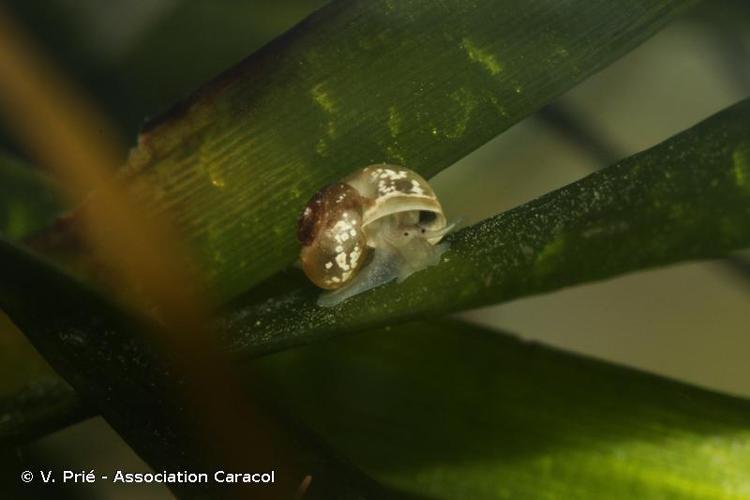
top-left (0, 153), bottom-right (61, 240)
top-left (1, 98), bottom-right (748, 498)
top-left (0, 377), bottom-right (87, 446)
top-left (0, 235), bottom-right (432, 499)
top-left (1, 0), bottom-right (749, 498)
top-left (221, 99), bottom-right (750, 358)
top-left (256, 319), bottom-right (750, 499)
top-left (0, 158), bottom-right (81, 446)
top-left (123, 0), bottom-right (697, 301)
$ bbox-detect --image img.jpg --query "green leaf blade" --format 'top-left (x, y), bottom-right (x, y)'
top-left (0, 237), bottom-right (428, 499)
top-left (0, 153), bottom-right (62, 241)
top-left (5, 97), bottom-right (748, 449)
top-left (255, 319), bottom-right (750, 499)
top-left (223, 98), bottom-right (750, 358)
top-left (0, 154), bottom-right (81, 445)
top-left (0, 378), bottom-right (89, 446)
top-left (123, 0), bottom-right (697, 300)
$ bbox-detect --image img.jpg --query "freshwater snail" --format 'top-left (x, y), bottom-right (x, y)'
top-left (297, 164), bottom-right (453, 307)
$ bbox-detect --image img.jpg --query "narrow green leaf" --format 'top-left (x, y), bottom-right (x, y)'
top-left (0, 153), bottom-right (61, 240)
top-left (0, 156), bottom-right (83, 446)
top-left (254, 319), bottom-right (750, 499)
top-left (4, 97), bottom-right (750, 446)
top-left (118, 0), bottom-right (696, 300)
top-left (0, 240), bottom-right (202, 472)
top-left (222, 98), bottom-right (750, 358)
top-left (0, 378), bottom-right (90, 446)
top-left (0, 238), bottom-right (434, 499)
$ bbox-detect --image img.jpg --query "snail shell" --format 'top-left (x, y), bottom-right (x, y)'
top-left (297, 182), bottom-right (367, 289)
top-left (297, 164), bottom-right (452, 306)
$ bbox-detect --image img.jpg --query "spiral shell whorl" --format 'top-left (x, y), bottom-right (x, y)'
top-left (298, 183), bottom-right (368, 289)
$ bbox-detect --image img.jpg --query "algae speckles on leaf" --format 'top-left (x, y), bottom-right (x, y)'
top-left (443, 88), bottom-right (479, 139)
top-left (311, 83), bottom-right (336, 114)
top-left (732, 142), bottom-right (750, 191)
top-left (534, 234), bottom-right (566, 276)
top-left (387, 106), bottom-right (402, 138)
top-left (460, 38), bottom-right (502, 76)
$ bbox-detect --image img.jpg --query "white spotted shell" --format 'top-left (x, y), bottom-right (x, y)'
top-left (297, 183), bottom-right (367, 289)
top-left (297, 164), bottom-right (452, 306)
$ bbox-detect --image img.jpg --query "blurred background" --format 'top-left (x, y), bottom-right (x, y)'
top-left (0, 0), bottom-right (748, 498)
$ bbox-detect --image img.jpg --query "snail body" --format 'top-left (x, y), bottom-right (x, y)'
top-left (297, 164), bottom-right (452, 307)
